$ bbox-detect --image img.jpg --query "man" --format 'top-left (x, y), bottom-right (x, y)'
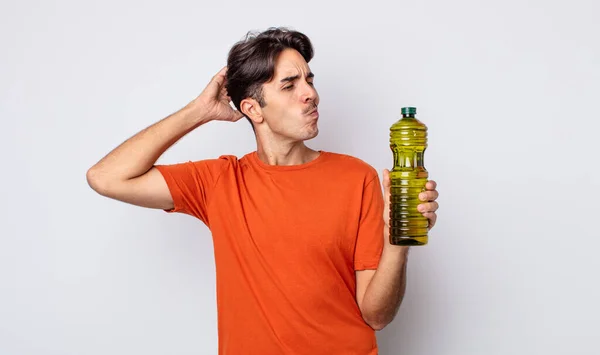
top-left (87, 27), bottom-right (439, 355)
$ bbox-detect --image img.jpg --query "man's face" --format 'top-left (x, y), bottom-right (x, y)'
top-left (258, 48), bottom-right (320, 142)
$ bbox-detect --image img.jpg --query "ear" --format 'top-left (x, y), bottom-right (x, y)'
top-left (240, 98), bottom-right (264, 124)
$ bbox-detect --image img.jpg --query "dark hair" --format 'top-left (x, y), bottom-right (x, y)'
top-left (225, 27), bottom-right (314, 125)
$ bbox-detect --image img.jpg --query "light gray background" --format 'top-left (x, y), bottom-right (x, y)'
top-left (1, 0), bottom-right (599, 354)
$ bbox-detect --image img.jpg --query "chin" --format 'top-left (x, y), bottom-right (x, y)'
top-left (289, 129), bottom-right (318, 143)
top-left (302, 127), bottom-right (319, 141)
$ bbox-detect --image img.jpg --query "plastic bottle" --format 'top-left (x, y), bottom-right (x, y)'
top-left (389, 107), bottom-right (429, 245)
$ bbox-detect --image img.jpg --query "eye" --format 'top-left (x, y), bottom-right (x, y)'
top-left (283, 85), bottom-right (294, 90)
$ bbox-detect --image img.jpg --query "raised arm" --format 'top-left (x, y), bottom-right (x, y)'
top-left (86, 67), bottom-right (243, 209)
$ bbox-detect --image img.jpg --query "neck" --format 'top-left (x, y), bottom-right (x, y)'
top-left (254, 133), bottom-right (319, 166)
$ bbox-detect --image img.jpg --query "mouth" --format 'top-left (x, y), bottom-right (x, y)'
top-left (305, 105), bottom-right (319, 116)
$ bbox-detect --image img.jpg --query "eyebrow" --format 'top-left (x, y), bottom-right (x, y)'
top-left (280, 72), bottom-right (314, 83)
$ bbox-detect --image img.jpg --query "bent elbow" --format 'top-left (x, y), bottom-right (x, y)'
top-left (362, 313), bottom-right (393, 331)
top-left (86, 167), bottom-right (109, 195)
top-left (367, 320), bottom-right (390, 331)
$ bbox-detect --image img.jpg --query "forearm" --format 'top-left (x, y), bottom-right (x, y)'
top-left (88, 103), bottom-right (207, 183)
top-left (361, 236), bottom-right (410, 330)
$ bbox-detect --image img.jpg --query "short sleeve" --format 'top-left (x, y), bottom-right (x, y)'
top-left (353, 174), bottom-right (385, 271)
top-left (154, 157), bottom-right (231, 224)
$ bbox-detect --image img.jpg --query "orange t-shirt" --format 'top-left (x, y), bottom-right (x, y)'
top-left (156, 151), bottom-right (384, 355)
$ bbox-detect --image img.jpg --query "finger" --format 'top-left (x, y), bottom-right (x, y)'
top-left (232, 109), bottom-right (244, 121)
top-left (382, 169), bottom-right (391, 204)
top-left (428, 202), bottom-right (439, 212)
top-left (211, 66), bottom-right (228, 88)
top-left (219, 87), bottom-right (229, 101)
top-left (423, 212), bottom-right (436, 230)
top-left (382, 169), bottom-right (391, 190)
top-left (419, 190), bottom-right (439, 202)
top-left (382, 169), bottom-right (391, 225)
top-left (216, 66), bottom-right (227, 77)
top-left (417, 201), bottom-right (439, 213)
top-left (425, 180), bottom-right (437, 190)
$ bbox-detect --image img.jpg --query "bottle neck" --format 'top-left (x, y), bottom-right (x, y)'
top-left (402, 114), bottom-right (416, 119)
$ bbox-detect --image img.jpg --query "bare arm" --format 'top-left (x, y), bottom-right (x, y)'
top-left (356, 245), bottom-right (409, 331)
top-left (356, 171), bottom-right (439, 330)
top-left (86, 106), bottom-right (206, 209)
top-left (86, 67), bottom-right (243, 209)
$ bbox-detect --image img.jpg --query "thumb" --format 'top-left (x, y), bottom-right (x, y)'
top-left (382, 169), bottom-right (391, 189)
top-left (207, 67), bottom-right (227, 96)
top-left (382, 169), bottom-right (391, 203)
top-left (233, 109), bottom-right (245, 121)
top-left (382, 169), bottom-right (391, 227)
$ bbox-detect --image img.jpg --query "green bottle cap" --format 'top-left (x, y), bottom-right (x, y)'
top-left (401, 107), bottom-right (417, 115)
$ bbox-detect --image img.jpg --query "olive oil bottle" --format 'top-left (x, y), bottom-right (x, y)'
top-left (389, 107), bottom-right (429, 245)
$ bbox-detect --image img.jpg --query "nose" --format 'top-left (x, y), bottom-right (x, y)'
top-left (300, 81), bottom-right (317, 103)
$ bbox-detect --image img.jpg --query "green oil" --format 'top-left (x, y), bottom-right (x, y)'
top-left (389, 107), bottom-right (429, 246)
